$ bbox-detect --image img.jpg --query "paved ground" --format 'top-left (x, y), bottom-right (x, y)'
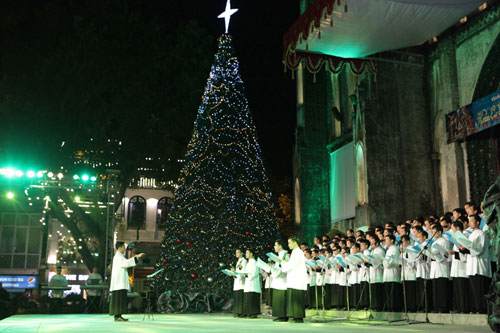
top-left (0, 314), bottom-right (492, 333)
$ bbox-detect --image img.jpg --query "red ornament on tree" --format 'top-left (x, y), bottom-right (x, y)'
top-left (245, 231), bottom-right (250, 235)
top-left (163, 259), bottom-right (168, 263)
top-left (186, 241), bottom-right (192, 246)
top-left (176, 239), bottom-right (181, 243)
top-left (191, 274), bottom-right (197, 278)
top-left (267, 244), bottom-right (272, 248)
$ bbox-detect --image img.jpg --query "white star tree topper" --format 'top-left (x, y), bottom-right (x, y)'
top-left (218, 0), bottom-right (238, 34)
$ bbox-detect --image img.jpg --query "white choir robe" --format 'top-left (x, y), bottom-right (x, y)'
top-left (330, 262), bottom-right (339, 286)
top-left (450, 245), bottom-right (467, 278)
top-left (383, 245), bottom-right (401, 283)
top-left (401, 250), bottom-right (417, 281)
top-left (262, 270), bottom-right (272, 289)
top-left (243, 258), bottom-right (261, 293)
top-left (110, 252), bottom-right (136, 292)
top-left (428, 237), bottom-right (452, 280)
top-left (466, 229), bottom-right (492, 278)
top-left (324, 261), bottom-right (333, 285)
top-left (281, 248), bottom-right (308, 291)
top-left (359, 250), bottom-right (371, 283)
top-left (270, 251), bottom-right (287, 291)
top-left (414, 241), bottom-right (431, 280)
top-left (369, 247), bottom-right (385, 283)
top-left (346, 258), bottom-right (360, 286)
top-left (314, 260), bottom-right (325, 287)
top-left (306, 261), bottom-right (315, 286)
top-left (233, 257), bottom-right (247, 291)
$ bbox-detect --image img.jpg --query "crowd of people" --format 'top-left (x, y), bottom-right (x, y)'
top-left (229, 201), bottom-right (494, 322)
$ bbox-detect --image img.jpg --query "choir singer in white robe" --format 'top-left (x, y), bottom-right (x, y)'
top-left (281, 236), bottom-right (307, 323)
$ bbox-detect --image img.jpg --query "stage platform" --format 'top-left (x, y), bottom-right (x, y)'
top-left (0, 313), bottom-right (491, 333)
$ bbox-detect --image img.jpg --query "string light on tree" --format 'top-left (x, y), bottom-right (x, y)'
top-left (154, 6), bottom-right (279, 297)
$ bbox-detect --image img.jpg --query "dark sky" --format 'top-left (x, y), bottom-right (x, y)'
top-left (0, 0), bottom-right (299, 189)
top-left (148, 0), bottom-right (299, 186)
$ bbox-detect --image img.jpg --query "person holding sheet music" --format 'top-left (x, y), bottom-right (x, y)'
top-left (400, 235), bottom-right (418, 312)
top-left (232, 249), bottom-right (247, 317)
top-left (242, 249), bottom-right (261, 318)
top-left (309, 248), bottom-right (323, 308)
top-left (346, 243), bottom-right (362, 310)
top-left (358, 239), bottom-right (370, 309)
top-left (281, 236), bottom-right (308, 323)
top-left (413, 226), bottom-right (433, 311)
top-left (368, 234), bottom-right (385, 310)
top-left (270, 240), bottom-right (288, 321)
top-left (383, 234), bottom-right (402, 312)
top-left (448, 221), bottom-right (469, 313)
top-left (324, 248), bottom-right (334, 310)
top-left (331, 246), bottom-right (345, 309)
top-left (427, 224), bottom-right (452, 313)
top-left (464, 214), bottom-right (492, 314)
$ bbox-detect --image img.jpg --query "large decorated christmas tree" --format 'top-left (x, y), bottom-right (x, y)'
top-left (154, 21), bottom-right (279, 300)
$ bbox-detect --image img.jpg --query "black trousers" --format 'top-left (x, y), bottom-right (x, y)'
top-left (233, 290), bottom-right (244, 315)
top-left (109, 290), bottom-right (127, 316)
top-left (286, 289), bottom-right (305, 319)
top-left (370, 283), bottom-right (384, 311)
top-left (416, 278), bottom-right (433, 311)
top-left (384, 282), bottom-right (402, 312)
top-left (402, 280), bottom-right (417, 312)
top-left (323, 284), bottom-right (332, 309)
top-left (272, 289), bottom-right (287, 318)
top-left (357, 281), bottom-right (369, 309)
top-left (431, 278), bottom-right (450, 312)
top-left (243, 292), bottom-right (260, 316)
top-left (469, 274), bottom-right (489, 314)
top-left (308, 285), bottom-right (323, 309)
top-left (452, 277), bottom-right (468, 313)
top-left (349, 284), bottom-right (359, 310)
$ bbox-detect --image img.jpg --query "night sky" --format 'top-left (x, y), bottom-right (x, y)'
top-left (0, 0), bottom-right (299, 191)
top-left (157, 0), bottom-right (299, 185)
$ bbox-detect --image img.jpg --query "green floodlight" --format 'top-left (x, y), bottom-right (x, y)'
top-left (75, 196), bottom-right (81, 203)
top-left (27, 171), bottom-right (36, 178)
top-left (90, 176), bottom-right (97, 182)
top-left (15, 170), bottom-right (24, 177)
top-left (7, 192), bottom-right (14, 199)
top-left (73, 175), bottom-right (80, 180)
top-left (81, 174), bottom-right (89, 181)
top-left (4, 168), bottom-right (15, 178)
top-left (36, 171), bottom-right (44, 178)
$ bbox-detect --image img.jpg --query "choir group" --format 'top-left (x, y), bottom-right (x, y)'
top-left (228, 202), bottom-right (494, 322)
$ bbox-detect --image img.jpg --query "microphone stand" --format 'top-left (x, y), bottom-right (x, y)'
top-left (413, 233), bottom-right (443, 326)
top-left (310, 257), bottom-right (335, 322)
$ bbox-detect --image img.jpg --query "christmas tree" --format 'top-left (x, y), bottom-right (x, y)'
top-left (154, 33), bottom-right (279, 297)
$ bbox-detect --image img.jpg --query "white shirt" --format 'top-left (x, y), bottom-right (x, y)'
top-left (110, 251), bottom-right (136, 292)
top-left (429, 237), bottom-right (451, 279)
top-left (243, 258), bottom-right (261, 293)
top-left (270, 250), bottom-right (288, 290)
top-left (281, 248), bottom-right (308, 291)
top-left (233, 257), bottom-right (247, 291)
top-left (450, 245), bottom-right (467, 278)
top-left (383, 245), bottom-right (400, 283)
top-left (466, 229), bottom-right (492, 278)
top-left (369, 246), bottom-right (385, 283)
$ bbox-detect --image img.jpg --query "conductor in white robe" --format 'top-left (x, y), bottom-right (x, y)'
top-left (109, 242), bottom-right (145, 321)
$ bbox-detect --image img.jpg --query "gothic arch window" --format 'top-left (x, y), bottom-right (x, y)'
top-left (127, 196), bottom-right (146, 229)
top-left (157, 197), bottom-right (173, 229)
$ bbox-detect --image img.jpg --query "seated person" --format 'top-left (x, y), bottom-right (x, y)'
top-left (48, 266), bottom-right (68, 314)
top-left (49, 266), bottom-right (68, 298)
top-left (86, 267), bottom-right (104, 312)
